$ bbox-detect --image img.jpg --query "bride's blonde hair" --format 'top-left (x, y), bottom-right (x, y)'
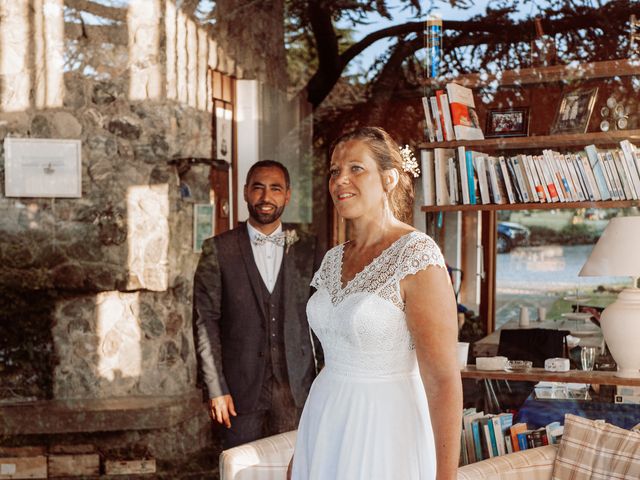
top-left (330, 127), bottom-right (414, 223)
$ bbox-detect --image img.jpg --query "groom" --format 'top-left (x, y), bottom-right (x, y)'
top-left (193, 160), bottom-right (323, 448)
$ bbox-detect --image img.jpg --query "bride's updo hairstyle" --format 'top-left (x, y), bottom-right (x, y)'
top-left (330, 126), bottom-right (414, 223)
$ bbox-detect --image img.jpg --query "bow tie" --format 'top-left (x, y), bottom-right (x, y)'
top-left (253, 232), bottom-right (286, 247)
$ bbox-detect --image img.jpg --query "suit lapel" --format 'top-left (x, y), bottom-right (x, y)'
top-left (238, 223), bottom-right (268, 320)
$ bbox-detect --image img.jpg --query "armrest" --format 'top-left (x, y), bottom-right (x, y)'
top-left (458, 445), bottom-right (557, 480)
top-left (219, 430), bottom-right (297, 480)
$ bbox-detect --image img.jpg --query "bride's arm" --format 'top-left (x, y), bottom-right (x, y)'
top-left (403, 266), bottom-right (462, 480)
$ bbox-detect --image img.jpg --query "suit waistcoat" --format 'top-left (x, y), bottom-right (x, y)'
top-left (258, 267), bottom-right (288, 383)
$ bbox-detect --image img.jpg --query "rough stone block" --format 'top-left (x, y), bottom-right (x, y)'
top-left (0, 447), bottom-right (47, 479)
top-left (47, 453), bottom-right (99, 478)
top-left (104, 458), bottom-right (156, 475)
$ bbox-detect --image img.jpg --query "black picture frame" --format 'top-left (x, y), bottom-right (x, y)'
top-left (485, 107), bottom-right (530, 138)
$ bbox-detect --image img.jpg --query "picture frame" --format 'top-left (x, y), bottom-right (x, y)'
top-left (4, 137), bottom-right (82, 197)
top-left (485, 107), bottom-right (530, 138)
top-left (193, 203), bottom-right (215, 253)
top-left (551, 87), bottom-right (598, 134)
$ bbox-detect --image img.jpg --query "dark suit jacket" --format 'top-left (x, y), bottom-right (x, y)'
top-left (192, 222), bottom-right (323, 412)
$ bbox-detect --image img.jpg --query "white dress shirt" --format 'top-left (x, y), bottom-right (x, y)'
top-left (247, 222), bottom-right (284, 293)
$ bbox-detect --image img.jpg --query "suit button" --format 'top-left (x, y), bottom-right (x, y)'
top-left (272, 317), bottom-right (276, 322)
top-left (258, 351), bottom-right (264, 357)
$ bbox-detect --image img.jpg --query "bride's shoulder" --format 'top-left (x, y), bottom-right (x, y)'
top-left (398, 231), bottom-right (446, 268)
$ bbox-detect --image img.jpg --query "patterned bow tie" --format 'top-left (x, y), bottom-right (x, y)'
top-left (253, 232), bottom-right (286, 247)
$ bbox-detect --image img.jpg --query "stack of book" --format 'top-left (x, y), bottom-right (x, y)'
top-left (460, 409), bottom-right (564, 466)
top-left (421, 140), bottom-right (640, 206)
top-left (422, 82), bottom-right (484, 143)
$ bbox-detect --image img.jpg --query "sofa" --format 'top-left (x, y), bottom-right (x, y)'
top-left (218, 431), bottom-right (556, 480)
top-left (219, 414), bottom-right (640, 479)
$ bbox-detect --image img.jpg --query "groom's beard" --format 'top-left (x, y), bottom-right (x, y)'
top-left (248, 202), bottom-right (285, 225)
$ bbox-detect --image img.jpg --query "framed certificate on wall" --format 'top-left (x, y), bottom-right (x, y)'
top-left (4, 138), bottom-right (82, 198)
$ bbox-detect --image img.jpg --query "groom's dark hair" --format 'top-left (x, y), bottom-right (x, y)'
top-left (246, 160), bottom-right (290, 189)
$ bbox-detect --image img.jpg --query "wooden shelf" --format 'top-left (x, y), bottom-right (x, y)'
top-left (418, 129), bottom-right (640, 151)
top-left (421, 200), bottom-right (640, 213)
top-left (461, 365), bottom-right (640, 386)
top-left (422, 59), bottom-right (640, 89)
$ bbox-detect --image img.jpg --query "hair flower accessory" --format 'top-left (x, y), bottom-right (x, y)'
top-left (284, 229), bottom-right (299, 253)
top-left (399, 145), bottom-right (420, 178)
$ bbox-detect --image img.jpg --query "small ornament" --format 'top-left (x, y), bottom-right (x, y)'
top-left (399, 145), bottom-right (420, 178)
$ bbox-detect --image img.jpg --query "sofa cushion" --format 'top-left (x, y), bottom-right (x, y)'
top-left (551, 414), bottom-right (640, 480)
top-left (458, 444), bottom-right (557, 479)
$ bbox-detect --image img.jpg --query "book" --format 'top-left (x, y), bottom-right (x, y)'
top-left (576, 151), bottom-right (601, 200)
top-left (494, 413), bottom-right (514, 456)
top-left (445, 82), bottom-right (485, 140)
top-left (471, 418), bottom-right (485, 461)
top-left (525, 154), bottom-right (547, 202)
top-left (448, 156), bottom-right (459, 205)
top-left (420, 150), bottom-right (436, 206)
top-left (458, 146), bottom-right (470, 204)
top-left (619, 141), bottom-right (640, 197)
top-left (429, 96), bottom-right (444, 142)
top-left (611, 150), bottom-right (636, 199)
top-left (498, 156), bottom-right (516, 203)
top-left (509, 423), bottom-right (528, 452)
top-left (600, 151), bottom-right (622, 199)
top-left (472, 154), bottom-right (491, 204)
top-left (515, 154), bottom-right (537, 202)
top-left (437, 90), bottom-right (455, 141)
top-left (584, 144), bottom-right (612, 200)
top-left (434, 148), bottom-right (454, 205)
top-left (462, 410), bottom-right (484, 464)
top-left (465, 150), bottom-right (477, 205)
top-left (487, 156), bottom-right (506, 204)
top-left (421, 97), bottom-right (436, 143)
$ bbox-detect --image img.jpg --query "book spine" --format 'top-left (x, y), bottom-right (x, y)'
top-left (577, 152), bottom-right (601, 200)
top-left (465, 151), bottom-right (477, 205)
top-left (421, 97), bottom-right (436, 143)
top-left (430, 96), bottom-right (444, 142)
top-left (584, 145), bottom-right (611, 200)
top-left (420, 150), bottom-right (436, 206)
top-left (458, 146), bottom-right (470, 204)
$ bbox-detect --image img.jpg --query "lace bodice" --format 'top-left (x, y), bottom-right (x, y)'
top-left (308, 231), bottom-right (446, 376)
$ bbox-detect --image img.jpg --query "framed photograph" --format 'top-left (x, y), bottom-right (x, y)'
top-left (4, 138), bottom-right (82, 197)
top-left (551, 87), bottom-right (598, 134)
top-left (215, 105), bottom-right (233, 162)
top-left (193, 203), bottom-right (215, 253)
top-left (485, 107), bottom-right (530, 138)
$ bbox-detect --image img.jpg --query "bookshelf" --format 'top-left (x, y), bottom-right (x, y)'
top-left (418, 129), bottom-right (640, 151)
top-left (422, 199), bottom-right (640, 213)
top-left (420, 59), bottom-right (640, 334)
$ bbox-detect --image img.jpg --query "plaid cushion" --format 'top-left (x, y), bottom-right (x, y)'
top-left (551, 414), bottom-right (640, 480)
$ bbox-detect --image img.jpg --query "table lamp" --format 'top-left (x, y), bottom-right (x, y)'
top-left (579, 216), bottom-right (640, 378)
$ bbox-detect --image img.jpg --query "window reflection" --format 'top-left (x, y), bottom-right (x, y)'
top-left (495, 208), bottom-right (635, 329)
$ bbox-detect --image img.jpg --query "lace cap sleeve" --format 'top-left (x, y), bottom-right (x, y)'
top-left (395, 232), bottom-right (446, 282)
top-left (310, 247), bottom-right (334, 290)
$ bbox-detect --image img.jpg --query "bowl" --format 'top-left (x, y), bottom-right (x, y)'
top-left (505, 360), bottom-right (533, 372)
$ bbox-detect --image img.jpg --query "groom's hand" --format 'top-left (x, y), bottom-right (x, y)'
top-left (209, 394), bottom-right (237, 428)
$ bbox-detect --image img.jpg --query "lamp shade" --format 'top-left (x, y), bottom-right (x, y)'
top-left (579, 216), bottom-right (640, 277)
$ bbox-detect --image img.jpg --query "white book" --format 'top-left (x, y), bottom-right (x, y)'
top-left (448, 156), bottom-right (458, 205)
top-left (556, 152), bottom-right (578, 201)
top-left (429, 96), bottom-right (444, 142)
top-left (458, 146), bottom-right (470, 204)
top-left (487, 156), bottom-right (506, 204)
top-left (445, 82), bottom-right (484, 141)
top-left (584, 145), bottom-right (611, 200)
top-left (434, 148), bottom-right (453, 205)
top-left (537, 154), bottom-right (559, 202)
top-left (439, 93), bottom-right (456, 141)
top-left (510, 156), bottom-right (530, 203)
top-left (525, 155), bottom-right (547, 202)
top-left (597, 152), bottom-right (622, 200)
top-left (473, 155), bottom-right (491, 205)
top-left (618, 142), bottom-right (640, 199)
top-left (542, 150), bottom-right (565, 201)
top-left (421, 97), bottom-right (435, 143)
top-left (420, 149), bottom-right (436, 206)
top-left (518, 155), bottom-right (539, 202)
top-left (565, 154), bottom-right (586, 201)
top-left (498, 156), bottom-right (516, 203)
top-left (611, 150), bottom-right (634, 199)
top-left (574, 153), bottom-right (597, 201)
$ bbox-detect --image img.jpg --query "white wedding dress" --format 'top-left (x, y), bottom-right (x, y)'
top-left (291, 231), bottom-right (447, 480)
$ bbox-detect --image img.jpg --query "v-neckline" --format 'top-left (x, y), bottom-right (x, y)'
top-left (338, 231), bottom-right (416, 291)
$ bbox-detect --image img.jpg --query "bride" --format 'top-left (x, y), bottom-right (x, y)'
top-left (289, 127), bottom-right (462, 479)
